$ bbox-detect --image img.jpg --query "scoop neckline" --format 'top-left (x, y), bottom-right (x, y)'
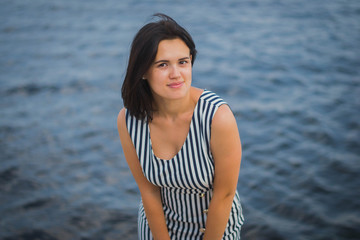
top-left (148, 89), bottom-right (207, 161)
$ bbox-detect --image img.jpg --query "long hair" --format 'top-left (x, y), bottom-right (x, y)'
top-left (121, 13), bottom-right (197, 121)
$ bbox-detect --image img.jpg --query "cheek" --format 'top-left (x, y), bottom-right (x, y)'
top-left (183, 68), bottom-right (192, 78)
top-left (149, 69), bottom-right (167, 79)
top-left (147, 72), bottom-right (166, 88)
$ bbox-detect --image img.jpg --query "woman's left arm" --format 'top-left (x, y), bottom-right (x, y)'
top-left (203, 104), bottom-right (242, 240)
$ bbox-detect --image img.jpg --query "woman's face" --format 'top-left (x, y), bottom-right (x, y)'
top-left (144, 38), bottom-right (192, 103)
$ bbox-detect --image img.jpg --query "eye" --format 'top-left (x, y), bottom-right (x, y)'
top-left (179, 60), bottom-right (189, 65)
top-left (157, 63), bottom-right (167, 68)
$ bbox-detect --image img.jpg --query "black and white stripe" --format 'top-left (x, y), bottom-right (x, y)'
top-left (126, 90), bottom-right (244, 240)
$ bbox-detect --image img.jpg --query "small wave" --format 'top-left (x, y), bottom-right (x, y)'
top-left (3, 230), bottom-right (58, 240)
top-left (5, 84), bottom-right (60, 96)
top-left (0, 167), bottom-right (18, 184)
top-left (23, 198), bottom-right (53, 210)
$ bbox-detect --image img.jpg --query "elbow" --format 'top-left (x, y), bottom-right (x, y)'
top-left (140, 185), bottom-right (161, 200)
top-left (213, 188), bottom-right (236, 203)
top-left (223, 191), bottom-right (235, 202)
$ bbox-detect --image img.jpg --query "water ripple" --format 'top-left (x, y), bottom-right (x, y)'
top-left (1, 0), bottom-right (359, 239)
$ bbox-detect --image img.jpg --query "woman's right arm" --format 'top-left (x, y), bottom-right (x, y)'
top-left (117, 108), bottom-right (171, 240)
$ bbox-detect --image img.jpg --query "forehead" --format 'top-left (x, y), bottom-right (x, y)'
top-left (155, 38), bottom-right (190, 59)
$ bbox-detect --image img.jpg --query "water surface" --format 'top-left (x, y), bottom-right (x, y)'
top-left (1, 0), bottom-right (359, 239)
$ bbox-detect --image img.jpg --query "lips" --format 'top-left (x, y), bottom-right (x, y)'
top-left (167, 82), bottom-right (184, 88)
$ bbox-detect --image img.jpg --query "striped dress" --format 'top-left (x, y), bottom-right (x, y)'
top-left (125, 90), bottom-right (244, 240)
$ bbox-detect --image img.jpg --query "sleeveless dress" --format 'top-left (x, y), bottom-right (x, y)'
top-left (125, 90), bottom-right (244, 240)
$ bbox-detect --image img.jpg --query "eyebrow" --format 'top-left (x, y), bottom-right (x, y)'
top-left (153, 57), bottom-right (190, 65)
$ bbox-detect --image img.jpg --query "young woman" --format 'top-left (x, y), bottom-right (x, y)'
top-left (117, 13), bottom-right (244, 240)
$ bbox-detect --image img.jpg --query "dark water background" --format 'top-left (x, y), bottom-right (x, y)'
top-left (1, 0), bottom-right (359, 239)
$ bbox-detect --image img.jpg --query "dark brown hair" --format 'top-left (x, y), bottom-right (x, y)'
top-left (121, 13), bottom-right (197, 121)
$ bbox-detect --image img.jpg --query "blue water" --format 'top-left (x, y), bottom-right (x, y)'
top-left (1, 0), bottom-right (359, 239)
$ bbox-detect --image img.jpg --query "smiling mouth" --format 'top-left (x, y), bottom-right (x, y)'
top-left (167, 82), bottom-right (184, 88)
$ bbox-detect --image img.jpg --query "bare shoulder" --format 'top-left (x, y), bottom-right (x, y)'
top-left (190, 86), bottom-right (204, 101)
top-left (117, 107), bottom-right (127, 132)
top-left (117, 108), bottom-right (135, 158)
top-left (212, 104), bottom-right (237, 129)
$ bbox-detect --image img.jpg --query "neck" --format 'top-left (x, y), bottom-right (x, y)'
top-left (152, 90), bottom-right (195, 121)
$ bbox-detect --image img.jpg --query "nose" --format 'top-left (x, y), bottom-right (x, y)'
top-left (169, 65), bottom-right (180, 79)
